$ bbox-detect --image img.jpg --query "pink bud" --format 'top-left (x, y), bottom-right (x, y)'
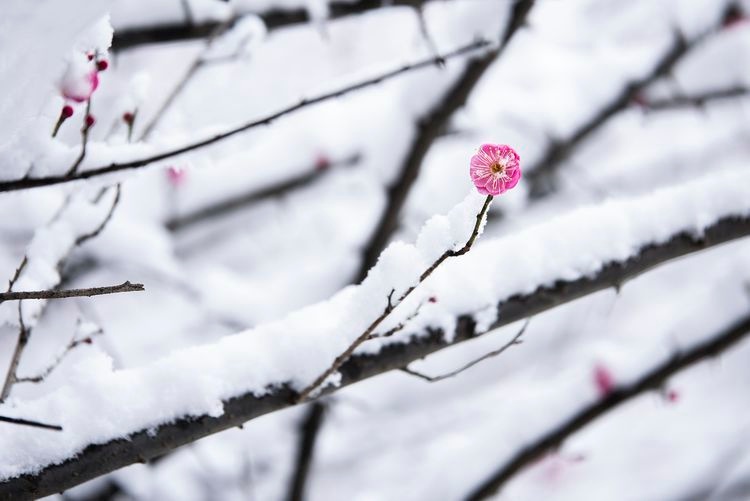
top-left (166, 166), bottom-right (187, 187)
top-left (666, 389), bottom-right (679, 403)
top-left (593, 364), bottom-right (615, 397)
top-left (86, 52), bottom-right (95, 61)
top-left (315, 154), bottom-right (330, 171)
top-left (85, 114), bottom-right (96, 128)
top-left (428, 296), bottom-right (437, 304)
top-left (122, 112), bottom-right (135, 124)
top-left (723, 6), bottom-right (747, 28)
top-left (61, 105), bottom-right (74, 118)
top-left (96, 59), bottom-right (109, 72)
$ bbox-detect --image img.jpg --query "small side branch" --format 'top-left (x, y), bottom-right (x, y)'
top-left (465, 312), bottom-right (750, 501)
top-left (0, 415), bottom-right (62, 431)
top-left (296, 195), bottom-right (494, 403)
top-left (646, 86), bottom-right (749, 111)
top-left (0, 281), bottom-right (144, 302)
top-left (401, 319), bottom-right (529, 382)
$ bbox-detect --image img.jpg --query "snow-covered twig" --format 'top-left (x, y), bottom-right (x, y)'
top-left (296, 194), bottom-right (495, 403)
top-left (400, 318), bottom-right (529, 383)
top-left (0, 281), bottom-right (144, 302)
top-left (524, 11), bottom-right (729, 198)
top-left (465, 311), bottom-right (750, 501)
top-left (0, 40), bottom-right (490, 193)
top-left (355, 0), bottom-right (533, 280)
top-left (16, 324), bottom-right (104, 385)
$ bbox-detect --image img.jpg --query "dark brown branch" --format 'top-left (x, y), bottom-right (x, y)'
top-left (2, 215), bottom-right (749, 499)
top-left (465, 311), bottom-right (750, 501)
top-left (0, 41), bottom-right (489, 194)
top-left (112, 0), bottom-right (443, 51)
top-left (286, 402), bottom-right (327, 501)
top-left (0, 415), bottom-right (62, 432)
top-left (524, 16), bottom-right (726, 198)
top-left (75, 184), bottom-right (122, 245)
top-left (166, 154), bottom-right (361, 232)
top-left (355, 0), bottom-right (534, 281)
top-left (0, 281), bottom-right (143, 302)
top-left (296, 194), bottom-right (493, 403)
top-left (645, 86), bottom-right (749, 111)
top-left (0, 303), bottom-right (31, 402)
top-left (400, 318), bottom-right (529, 382)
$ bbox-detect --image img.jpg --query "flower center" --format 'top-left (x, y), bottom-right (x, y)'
top-left (490, 161), bottom-right (506, 175)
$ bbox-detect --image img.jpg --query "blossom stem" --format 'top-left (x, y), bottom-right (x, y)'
top-left (295, 194), bottom-right (494, 403)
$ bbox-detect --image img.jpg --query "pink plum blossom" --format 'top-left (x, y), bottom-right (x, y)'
top-left (469, 144), bottom-right (521, 196)
top-left (60, 55), bottom-right (100, 103)
top-left (593, 364), bottom-right (615, 396)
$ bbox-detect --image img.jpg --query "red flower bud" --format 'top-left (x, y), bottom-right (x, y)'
top-left (61, 105), bottom-right (74, 118)
top-left (122, 111), bottom-right (134, 124)
top-left (96, 59), bottom-right (109, 72)
top-left (86, 52), bottom-right (95, 61)
top-left (85, 114), bottom-right (96, 128)
top-left (428, 296), bottom-right (438, 303)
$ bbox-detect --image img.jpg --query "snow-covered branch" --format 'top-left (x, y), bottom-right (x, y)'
top-left (465, 310), bottom-right (750, 500)
top-left (112, 0), bottom-right (445, 51)
top-left (0, 40), bottom-right (489, 193)
top-left (1, 168), bottom-right (749, 498)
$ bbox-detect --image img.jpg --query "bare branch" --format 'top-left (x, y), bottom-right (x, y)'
top-left (0, 415), bottom-right (62, 432)
top-left (75, 184), bottom-right (121, 245)
top-left (465, 311), bottom-right (750, 501)
top-left (1, 302), bottom-right (32, 402)
top-left (286, 402), bottom-right (327, 501)
top-left (0, 41), bottom-right (490, 194)
top-left (0, 281), bottom-right (144, 302)
top-left (1, 215), bottom-right (748, 498)
top-left (524, 16), bottom-right (727, 198)
top-left (166, 154), bottom-right (361, 232)
top-left (296, 194), bottom-right (494, 403)
top-left (400, 318), bottom-right (529, 382)
top-left (645, 86), bottom-right (749, 111)
top-left (355, 0), bottom-right (534, 281)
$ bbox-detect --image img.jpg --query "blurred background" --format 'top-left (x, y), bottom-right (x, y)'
top-left (0, 0), bottom-right (749, 499)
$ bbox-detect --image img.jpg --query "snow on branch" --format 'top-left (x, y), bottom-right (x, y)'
top-left (112, 0), bottom-right (445, 51)
top-left (464, 311), bottom-right (750, 500)
top-left (0, 39), bottom-right (489, 193)
top-left (0, 167), bottom-right (749, 498)
top-left (355, 0), bottom-right (534, 280)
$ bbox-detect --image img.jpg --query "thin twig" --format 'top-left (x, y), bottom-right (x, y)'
top-left (296, 194), bottom-right (493, 403)
top-left (401, 318), bottom-right (529, 382)
top-left (76, 184), bottom-right (121, 245)
top-left (645, 86), bottom-right (749, 111)
top-left (0, 302), bottom-right (31, 402)
top-left (16, 325), bottom-right (104, 384)
top-left (165, 154), bottom-right (361, 232)
top-left (465, 312), bottom-right (750, 501)
top-left (66, 99), bottom-right (92, 176)
top-left (0, 40), bottom-right (490, 193)
top-left (0, 415), bottom-right (62, 431)
top-left (355, 0), bottom-right (533, 281)
top-left (0, 281), bottom-right (143, 302)
top-left (524, 12), bottom-right (730, 198)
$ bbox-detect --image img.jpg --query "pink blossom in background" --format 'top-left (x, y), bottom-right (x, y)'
top-left (166, 166), bottom-right (187, 187)
top-left (60, 55), bottom-right (100, 103)
top-left (469, 143), bottom-right (521, 196)
top-left (593, 364), bottom-right (615, 396)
